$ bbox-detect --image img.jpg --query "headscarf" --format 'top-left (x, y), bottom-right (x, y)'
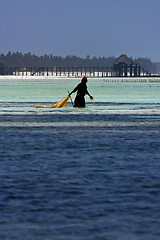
top-left (81, 76), bottom-right (87, 83)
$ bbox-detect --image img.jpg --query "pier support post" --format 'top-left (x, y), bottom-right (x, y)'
top-left (134, 65), bottom-right (137, 77)
top-left (130, 64), bottom-right (132, 77)
top-left (138, 66), bottom-right (141, 76)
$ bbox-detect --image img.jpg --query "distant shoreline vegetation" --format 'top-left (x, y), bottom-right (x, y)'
top-left (0, 51), bottom-right (159, 74)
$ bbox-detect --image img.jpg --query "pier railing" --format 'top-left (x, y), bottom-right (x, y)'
top-left (0, 66), bottom-right (159, 77)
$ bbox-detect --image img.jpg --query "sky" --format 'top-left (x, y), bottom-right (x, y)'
top-left (0, 0), bottom-right (160, 62)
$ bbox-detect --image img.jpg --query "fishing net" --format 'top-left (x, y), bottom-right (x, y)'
top-left (35, 95), bottom-right (70, 108)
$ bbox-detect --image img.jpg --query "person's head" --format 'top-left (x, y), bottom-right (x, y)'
top-left (81, 76), bottom-right (87, 83)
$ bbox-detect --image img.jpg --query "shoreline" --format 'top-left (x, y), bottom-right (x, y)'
top-left (0, 75), bottom-right (160, 82)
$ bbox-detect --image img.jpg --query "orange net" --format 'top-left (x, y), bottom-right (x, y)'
top-left (35, 96), bottom-right (70, 108)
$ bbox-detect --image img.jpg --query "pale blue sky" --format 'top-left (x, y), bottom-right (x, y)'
top-left (0, 0), bottom-right (160, 61)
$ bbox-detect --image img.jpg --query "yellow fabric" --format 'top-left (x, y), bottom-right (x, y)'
top-left (35, 96), bottom-right (70, 108)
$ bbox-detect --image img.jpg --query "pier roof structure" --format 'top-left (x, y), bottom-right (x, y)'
top-left (114, 54), bottom-right (134, 66)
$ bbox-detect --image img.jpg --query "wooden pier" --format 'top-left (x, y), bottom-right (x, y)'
top-left (1, 66), bottom-right (158, 78)
top-left (1, 54), bottom-right (159, 78)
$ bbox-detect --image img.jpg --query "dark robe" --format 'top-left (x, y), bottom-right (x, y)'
top-left (71, 82), bottom-right (89, 107)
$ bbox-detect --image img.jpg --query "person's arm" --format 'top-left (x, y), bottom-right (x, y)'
top-left (88, 92), bottom-right (93, 100)
top-left (86, 89), bottom-right (93, 100)
top-left (69, 84), bottom-right (79, 96)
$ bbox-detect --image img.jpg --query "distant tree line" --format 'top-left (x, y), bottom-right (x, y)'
top-left (0, 51), bottom-right (159, 73)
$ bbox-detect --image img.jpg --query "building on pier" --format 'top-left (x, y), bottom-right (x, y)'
top-left (113, 54), bottom-right (138, 77)
top-left (113, 54), bottom-right (151, 77)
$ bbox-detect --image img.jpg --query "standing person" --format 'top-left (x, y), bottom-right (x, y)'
top-left (69, 76), bottom-right (93, 107)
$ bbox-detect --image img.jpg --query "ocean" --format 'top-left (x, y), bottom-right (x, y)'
top-left (0, 77), bottom-right (160, 240)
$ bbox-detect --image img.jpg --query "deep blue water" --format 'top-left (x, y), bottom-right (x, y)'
top-left (1, 78), bottom-right (160, 240)
top-left (1, 111), bottom-right (160, 240)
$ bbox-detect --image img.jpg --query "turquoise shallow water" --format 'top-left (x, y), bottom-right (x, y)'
top-left (1, 77), bottom-right (160, 114)
top-left (0, 77), bottom-right (160, 240)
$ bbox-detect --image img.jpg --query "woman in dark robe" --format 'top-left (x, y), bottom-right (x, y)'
top-left (69, 76), bottom-right (93, 107)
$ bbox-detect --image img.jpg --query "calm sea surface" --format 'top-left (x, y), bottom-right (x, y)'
top-left (0, 77), bottom-right (160, 240)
